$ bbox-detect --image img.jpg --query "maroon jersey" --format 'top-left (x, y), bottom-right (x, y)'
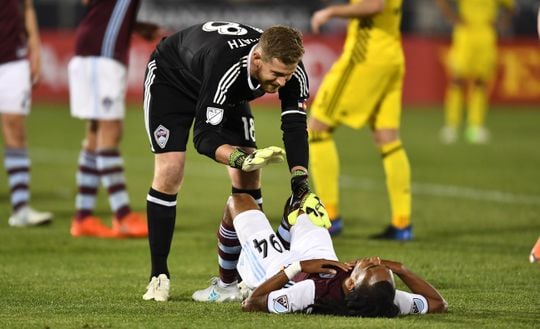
top-left (0, 0), bottom-right (27, 64)
top-left (74, 0), bottom-right (141, 66)
top-left (295, 268), bottom-right (351, 303)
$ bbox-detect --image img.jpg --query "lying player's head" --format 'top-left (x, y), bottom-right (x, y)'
top-left (252, 25), bottom-right (304, 93)
top-left (310, 257), bottom-right (399, 317)
top-left (343, 257), bottom-right (400, 317)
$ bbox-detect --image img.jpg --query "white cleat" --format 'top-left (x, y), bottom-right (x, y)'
top-left (465, 126), bottom-right (490, 144)
top-left (439, 126), bottom-right (458, 144)
top-left (192, 277), bottom-right (243, 303)
top-left (8, 206), bottom-right (53, 227)
top-left (143, 274), bottom-right (170, 302)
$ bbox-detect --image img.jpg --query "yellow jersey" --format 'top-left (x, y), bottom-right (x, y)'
top-left (456, 0), bottom-right (515, 27)
top-left (342, 0), bottom-right (403, 65)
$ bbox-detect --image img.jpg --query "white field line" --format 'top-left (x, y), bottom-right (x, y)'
top-left (28, 149), bottom-right (540, 206)
top-left (341, 175), bottom-right (540, 206)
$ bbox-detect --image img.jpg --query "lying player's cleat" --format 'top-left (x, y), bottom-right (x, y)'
top-left (439, 126), bottom-right (458, 144)
top-left (112, 212), bottom-right (148, 238)
top-left (143, 274), bottom-right (170, 302)
top-left (192, 277), bottom-right (243, 303)
top-left (370, 225), bottom-right (413, 241)
top-left (241, 146), bottom-right (285, 172)
top-left (328, 217), bottom-right (343, 236)
top-left (70, 215), bottom-right (116, 238)
top-left (529, 237), bottom-right (540, 263)
top-left (465, 125), bottom-right (490, 144)
top-left (8, 206), bottom-right (53, 227)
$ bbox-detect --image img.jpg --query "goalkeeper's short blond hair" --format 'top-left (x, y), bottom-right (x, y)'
top-left (258, 25), bottom-right (304, 65)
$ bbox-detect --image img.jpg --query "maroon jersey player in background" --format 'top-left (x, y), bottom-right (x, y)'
top-left (68, 0), bottom-right (162, 238)
top-left (0, 0), bottom-right (53, 227)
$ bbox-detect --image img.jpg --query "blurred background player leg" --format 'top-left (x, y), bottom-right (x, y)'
top-left (440, 77), bottom-right (464, 144)
top-left (96, 122), bottom-right (147, 239)
top-left (70, 121), bottom-right (115, 238)
top-left (465, 79), bottom-right (490, 144)
top-left (1, 69), bottom-right (52, 227)
top-left (2, 119), bottom-right (52, 227)
top-left (439, 20), bottom-right (468, 144)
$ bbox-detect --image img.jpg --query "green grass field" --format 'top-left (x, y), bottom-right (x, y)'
top-left (0, 104), bottom-right (539, 328)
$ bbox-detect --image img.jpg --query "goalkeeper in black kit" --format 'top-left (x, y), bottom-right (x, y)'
top-left (142, 21), bottom-right (327, 302)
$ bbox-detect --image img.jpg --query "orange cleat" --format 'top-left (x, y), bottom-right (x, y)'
top-left (71, 216), bottom-right (116, 238)
top-left (113, 212), bottom-right (148, 238)
top-left (530, 237), bottom-right (540, 263)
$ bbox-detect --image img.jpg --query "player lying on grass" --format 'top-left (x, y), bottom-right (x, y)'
top-left (194, 193), bottom-right (448, 316)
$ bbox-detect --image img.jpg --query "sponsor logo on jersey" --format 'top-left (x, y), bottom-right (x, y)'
top-left (206, 107), bottom-right (224, 125)
top-left (412, 297), bottom-right (425, 314)
top-left (154, 125), bottom-right (169, 149)
top-left (272, 295), bottom-right (289, 313)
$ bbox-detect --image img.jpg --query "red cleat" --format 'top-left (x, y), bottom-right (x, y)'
top-left (71, 216), bottom-right (116, 238)
top-left (113, 212), bottom-right (148, 238)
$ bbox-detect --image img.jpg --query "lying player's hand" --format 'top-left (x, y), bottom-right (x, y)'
top-left (288, 193), bottom-right (331, 229)
top-left (380, 259), bottom-right (406, 275)
top-left (300, 259), bottom-right (351, 275)
top-left (229, 146), bottom-right (285, 172)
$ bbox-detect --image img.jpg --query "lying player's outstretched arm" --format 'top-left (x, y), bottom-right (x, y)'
top-left (381, 259), bottom-right (448, 313)
top-left (242, 259), bottom-right (350, 313)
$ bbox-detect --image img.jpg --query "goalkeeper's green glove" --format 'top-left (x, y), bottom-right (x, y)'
top-left (228, 146), bottom-right (285, 172)
top-left (287, 193), bottom-right (331, 229)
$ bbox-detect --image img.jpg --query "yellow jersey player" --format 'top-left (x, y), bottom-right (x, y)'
top-left (437, 0), bottom-right (515, 144)
top-left (309, 0), bottom-right (412, 240)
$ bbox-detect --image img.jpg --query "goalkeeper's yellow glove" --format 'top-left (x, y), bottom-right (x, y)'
top-left (287, 192), bottom-right (331, 229)
top-left (228, 146), bottom-right (285, 172)
top-left (289, 169), bottom-right (330, 228)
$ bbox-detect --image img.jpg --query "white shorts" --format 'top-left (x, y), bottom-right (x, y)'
top-left (0, 60), bottom-right (31, 115)
top-left (68, 56), bottom-right (127, 120)
top-left (235, 211), bottom-right (337, 289)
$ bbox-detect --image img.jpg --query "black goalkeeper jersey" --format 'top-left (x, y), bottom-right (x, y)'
top-left (153, 21), bottom-right (310, 169)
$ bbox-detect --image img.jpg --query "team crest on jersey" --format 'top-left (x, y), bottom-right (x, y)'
top-left (411, 298), bottom-right (425, 314)
top-left (272, 295), bottom-right (289, 313)
top-left (154, 125), bottom-right (169, 149)
top-left (206, 107), bottom-right (224, 125)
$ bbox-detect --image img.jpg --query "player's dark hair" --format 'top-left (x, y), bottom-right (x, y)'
top-left (259, 25), bottom-right (304, 65)
top-left (309, 281), bottom-right (400, 318)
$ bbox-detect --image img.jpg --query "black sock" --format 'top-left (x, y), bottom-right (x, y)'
top-left (147, 187), bottom-right (177, 279)
top-left (231, 187), bottom-right (263, 210)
